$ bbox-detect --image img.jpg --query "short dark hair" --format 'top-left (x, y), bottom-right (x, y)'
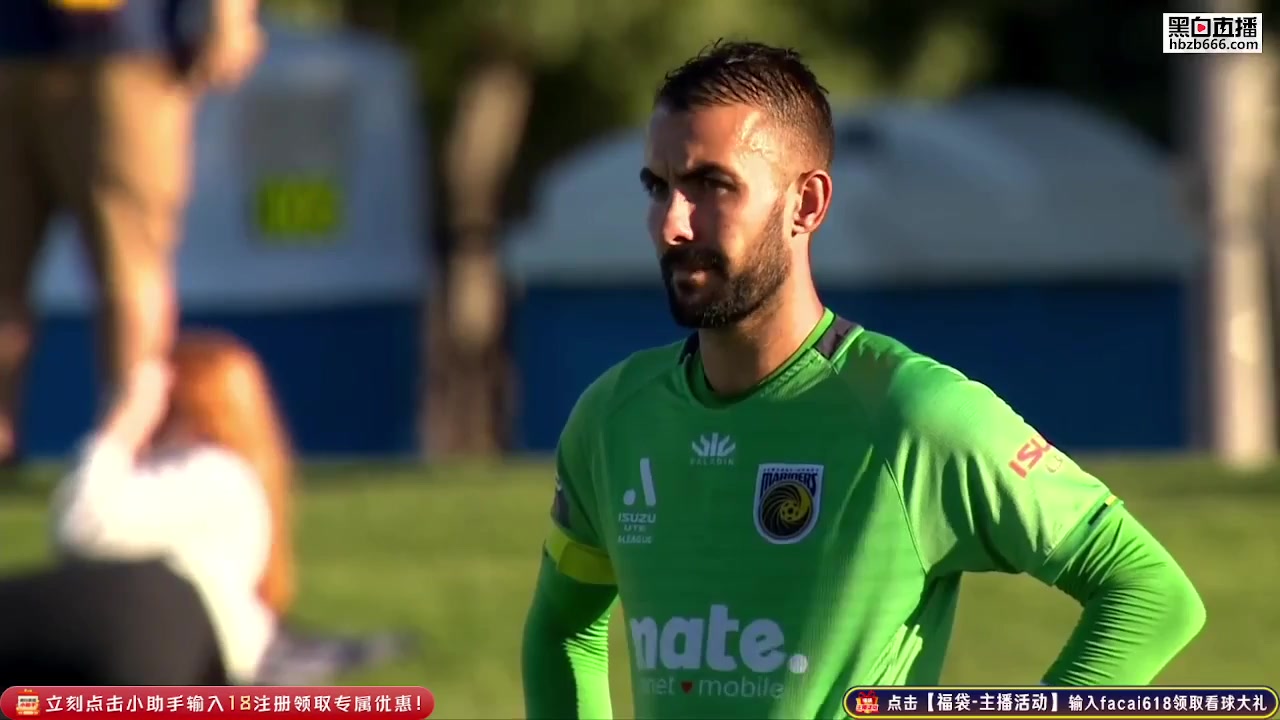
top-left (655, 40), bottom-right (834, 170)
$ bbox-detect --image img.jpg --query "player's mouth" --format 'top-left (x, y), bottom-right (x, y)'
top-left (661, 247), bottom-right (726, 281)
top-left (673, 268), bottom-right (712, 284)
top-left (670, 266), bottom-right (727, 298)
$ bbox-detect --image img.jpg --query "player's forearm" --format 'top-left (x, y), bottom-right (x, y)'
top-left (522, 554), bottom-right (616, 719)
top-left (212, 0), bottom-right (260, 31)
top-left (1044, 506), bottom-right (1205, 685)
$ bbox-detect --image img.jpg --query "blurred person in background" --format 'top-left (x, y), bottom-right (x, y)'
top-left (0, 330), bottom-right (416, 686)
top-left (0, 330), bottom-right (291, 686)
top-left (0, 0), bottom-right (265, 468)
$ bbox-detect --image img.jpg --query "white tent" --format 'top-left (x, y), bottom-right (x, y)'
top-left (505, 90), bottom-right (1198, 287)
top-left (33, 22), bottom-right (427, 313)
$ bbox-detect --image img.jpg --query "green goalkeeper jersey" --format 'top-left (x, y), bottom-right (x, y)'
top-left (543, 309), bottom-right (1121, 719)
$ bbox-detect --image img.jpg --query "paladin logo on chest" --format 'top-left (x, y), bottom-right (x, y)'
top-left (691, 433), bottom-right (736, 466)
top-left (753, 463), bottom-right (824, 544)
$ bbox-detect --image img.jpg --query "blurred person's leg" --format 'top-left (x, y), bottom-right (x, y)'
top-left (0, 63), bottom-right (56, 465)
top-left (42, 58), bottom-right (190, 397)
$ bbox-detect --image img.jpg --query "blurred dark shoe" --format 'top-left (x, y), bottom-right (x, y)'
top-left (255, 622), bottom-right (422, 686)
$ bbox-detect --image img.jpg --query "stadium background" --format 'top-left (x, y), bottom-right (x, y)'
top-left (2, 1), bottom-right (1278, 717)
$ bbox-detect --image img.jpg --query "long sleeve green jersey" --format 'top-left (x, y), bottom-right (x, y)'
top-left (522, 309), bottom-right (1204, 719)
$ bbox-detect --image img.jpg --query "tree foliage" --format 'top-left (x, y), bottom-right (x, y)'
top-left (259, 0), bottom-right (1203, 456)
top-left (266, 0), bottom-right (1016, 214)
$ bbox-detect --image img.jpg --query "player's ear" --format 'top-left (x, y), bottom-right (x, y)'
top-left (792, 169), bottom-right (833, 236)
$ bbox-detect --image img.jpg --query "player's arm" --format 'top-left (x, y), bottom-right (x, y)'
top-left (522, 390), bottom-right (617, 720)
top-left (891, 367), bottom-right (1205, 685)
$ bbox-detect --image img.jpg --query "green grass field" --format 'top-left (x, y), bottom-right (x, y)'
top-left (2, 457), bottom-right (1277, 718)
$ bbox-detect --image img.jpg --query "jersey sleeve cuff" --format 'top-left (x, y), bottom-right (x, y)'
top-left (545, 522), bottom-right (615, 585)
top-left (1031, 492), bottom-right (1122, 586)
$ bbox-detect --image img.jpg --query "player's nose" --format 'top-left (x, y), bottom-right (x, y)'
top-left (654, 191), bottom-right (695, 247)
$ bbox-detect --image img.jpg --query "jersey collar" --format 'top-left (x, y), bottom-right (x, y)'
top-left (681, 308), bottom-right (844, 408)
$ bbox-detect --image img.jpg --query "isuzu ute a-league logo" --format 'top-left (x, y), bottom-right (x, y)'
top-left (1164, 13), bottom-right (1263, 53)
top-left (618, 458), bottom-right (659, 546)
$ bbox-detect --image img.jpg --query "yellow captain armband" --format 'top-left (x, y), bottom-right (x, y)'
top-left (545, 523), bottom-right (615, 585)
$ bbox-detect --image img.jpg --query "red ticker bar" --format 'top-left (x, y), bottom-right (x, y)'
top-left (844, 687), bottom-right (1278, 719)
top-left (0, 686), bottom-right (435, 720)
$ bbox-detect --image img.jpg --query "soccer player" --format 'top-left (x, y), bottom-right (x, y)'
top-left (521, 41), bottom-right (1205, 720)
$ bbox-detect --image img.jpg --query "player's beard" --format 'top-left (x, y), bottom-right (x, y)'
top-left (660, 201), bottom-right (791, 330)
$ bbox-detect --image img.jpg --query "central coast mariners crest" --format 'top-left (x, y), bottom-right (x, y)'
top-left (753, 463), bottom-right (824, 544)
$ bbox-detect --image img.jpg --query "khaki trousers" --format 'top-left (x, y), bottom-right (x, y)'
top-left (0, 57), bottom-right (193, 444)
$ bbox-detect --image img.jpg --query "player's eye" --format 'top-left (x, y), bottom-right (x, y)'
top-left (688, 174), bottom-right (733, 197)
top-left (702, 177), bottom-right (732, 194)
top-left (641, 173), bottom-right (669, 201)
